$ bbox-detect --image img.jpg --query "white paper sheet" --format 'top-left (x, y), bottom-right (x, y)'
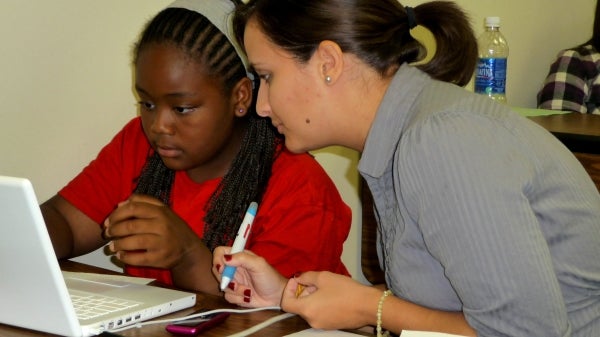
top-left (285, 328), bottom-right (466, 337)
top-left (284, 329), bottom-right (364, 336)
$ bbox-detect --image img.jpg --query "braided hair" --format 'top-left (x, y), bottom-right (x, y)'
top-left (132, 6), bottom-right (282, 251)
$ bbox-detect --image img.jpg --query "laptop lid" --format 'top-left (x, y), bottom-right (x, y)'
top-left (0, 176), bottom-right (196, 336)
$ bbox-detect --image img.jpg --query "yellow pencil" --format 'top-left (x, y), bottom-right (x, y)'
top-left (295, 284), bottom-right (305, 298)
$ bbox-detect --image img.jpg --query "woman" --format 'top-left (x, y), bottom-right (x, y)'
top-left (214, 0), bottom-right (600, 336)
top-left (537, 0), bottom-right (600, 114)
top-left (41, 0), bottom-right (351, 297)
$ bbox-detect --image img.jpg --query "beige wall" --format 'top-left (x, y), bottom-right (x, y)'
top-left (403, 0), bottom-right (595, 107)
top-left (0, 0), bottom-right (594, 279)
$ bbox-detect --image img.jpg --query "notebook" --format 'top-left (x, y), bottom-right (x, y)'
top-left (0, 175), bottom-right (197, 336)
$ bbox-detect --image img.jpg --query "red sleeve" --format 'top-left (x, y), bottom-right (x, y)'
top-left (58, 117), bottom-right (150, 224)
top-left (248, 149), bottom-right (351, 278)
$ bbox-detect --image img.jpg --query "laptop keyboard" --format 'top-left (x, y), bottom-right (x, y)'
top-left (70, 293), bottom-right (141, 320)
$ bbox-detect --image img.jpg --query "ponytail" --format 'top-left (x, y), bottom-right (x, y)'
top-left (234, 0), bottom-right (478, 86)
top-left (410, 1), bottom-right (478, 86)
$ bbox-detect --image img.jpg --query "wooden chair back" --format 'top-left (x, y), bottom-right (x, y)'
top-left (360, 177), bottom-right (386, 285)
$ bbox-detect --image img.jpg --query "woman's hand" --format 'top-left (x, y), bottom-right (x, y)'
top-left (285, 272), bottom-right (476, 336)
top-left (213, 247), bottom-right (287, 308)
top-left (282, 271), bottom-right (381, 330)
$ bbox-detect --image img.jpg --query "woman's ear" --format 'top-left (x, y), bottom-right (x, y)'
top-left (232, 77), bottom-right (253, 117)
top-left (315, 40), bottom-right (344, 85)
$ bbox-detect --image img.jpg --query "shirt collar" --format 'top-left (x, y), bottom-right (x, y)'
top-left (358, 64), bottom-right (429, 178)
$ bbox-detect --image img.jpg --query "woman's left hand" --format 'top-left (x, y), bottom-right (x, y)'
top-left (281, 271), bottom-right (382, 330)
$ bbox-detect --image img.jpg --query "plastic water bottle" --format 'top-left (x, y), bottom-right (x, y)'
top-left (475, 16), bottom-right (509, 103)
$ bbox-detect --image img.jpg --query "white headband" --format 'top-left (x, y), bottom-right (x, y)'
top-left (167, 0), bottom-right (250, 71)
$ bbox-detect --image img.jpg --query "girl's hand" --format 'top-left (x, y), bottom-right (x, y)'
top-left (104, 194), bottom-right (202, 269)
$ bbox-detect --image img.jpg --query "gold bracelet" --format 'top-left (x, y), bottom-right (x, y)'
top-left (376, 289), bottom-right (392, 337)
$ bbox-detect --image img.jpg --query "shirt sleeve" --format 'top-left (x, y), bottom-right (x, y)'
top-left (247, 151), bottom-right (351, 278)
top-left (537, 49), bottom-right (589, 113)
top-left (401, 112), bottom-right (570, 336)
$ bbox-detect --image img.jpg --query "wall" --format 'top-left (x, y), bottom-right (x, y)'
top-left (0, 0), bottom-right (594, 279)
top-left (0, 0), bottom-right (173, 270)
top-left (403, 0), bottom-right (595, 107)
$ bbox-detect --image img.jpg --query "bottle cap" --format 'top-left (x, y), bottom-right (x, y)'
top-left (485, 16), bottom-right (500, 27)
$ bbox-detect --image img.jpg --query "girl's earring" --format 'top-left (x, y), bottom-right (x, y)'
top-left (325, 75), bottom-right (332, 84)
top-left (239, 108), bottom-right (244, 113)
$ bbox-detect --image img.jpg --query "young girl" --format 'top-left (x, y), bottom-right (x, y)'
top-left (215, 0), bottom-right (600, 335)
top-left (41, 0), bottom-right (351, 296)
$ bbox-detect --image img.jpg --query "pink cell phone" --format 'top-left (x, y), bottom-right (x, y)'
top-left (165, 311), bottom-right (230, 336)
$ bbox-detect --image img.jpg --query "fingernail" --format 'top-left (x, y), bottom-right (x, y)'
top-left (224, 254), bottom-right (232, 261)
top-left (227, 282), bottom-right (235, 291)
top-left (108, 241), bottom-right (115, 252)
top-left (243, 289), bottom-right (252, 303)
top-left (215, 264), bottom-right (221, 271)
top-left (293, 271), bottom-right (303, 278)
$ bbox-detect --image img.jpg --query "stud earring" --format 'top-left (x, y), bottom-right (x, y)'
top-left (239, 108), bottom-right (244, 113)
top-left (325, 75), bottom-right (332, 84)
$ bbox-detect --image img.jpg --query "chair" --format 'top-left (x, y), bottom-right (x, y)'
top-left (360, 177), bottom-right (386, 285)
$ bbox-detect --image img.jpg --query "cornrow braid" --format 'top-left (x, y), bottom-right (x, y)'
top-left (132, 6), bottom-right (282, 251)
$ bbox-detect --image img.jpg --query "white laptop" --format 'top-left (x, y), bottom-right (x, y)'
top-left (0, 176), bottom-right (196, 336)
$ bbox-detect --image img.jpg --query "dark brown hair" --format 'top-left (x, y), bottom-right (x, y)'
top-left (582, 0), bottom-right (600, 50)
top-left (233, 0), bottom-right (477, 86)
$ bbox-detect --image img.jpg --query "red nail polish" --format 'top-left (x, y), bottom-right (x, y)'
top-left (224, 254), bottom-right (232, 261)
top-left (243, 296), bottom-right (251, 303)
top-left (227, 282), bottom-right (235, 290)
top-left (244, 289), bottom-right (251, 297)
top-left (293, 271), bottom-right (303, 278)
top-left (216, 264), bottom-right (221, 271)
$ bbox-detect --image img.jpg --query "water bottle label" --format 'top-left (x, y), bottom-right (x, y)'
top-left (475, 58), bottom-right (507, 95)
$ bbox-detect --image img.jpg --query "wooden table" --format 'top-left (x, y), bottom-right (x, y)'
top-left (528, 113), bottom-right (600, 154)
top-left (0, 260), bottom-right (318, 337)
top-left (528, 113), bottom-right (600, 191)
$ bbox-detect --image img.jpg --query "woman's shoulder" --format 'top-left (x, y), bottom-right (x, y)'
top-left (551, 44), bottom-right (600, 79)
top-left (557, 44), bottom-right (600, 62)
top-left (573, 44), bottom-right (599, 54)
